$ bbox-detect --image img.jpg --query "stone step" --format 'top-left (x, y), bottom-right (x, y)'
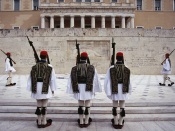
top-left (0, 106), bottom-right (175, 114)
top-left (0, 113), bottom-right (175, 122)
top-left (1, 99), bottom-right (175, 107)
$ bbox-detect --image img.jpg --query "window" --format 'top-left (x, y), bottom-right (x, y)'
top-left (94, 0), bottom-right (100, 2)
top-left (14, 0), bottom-right (20, 11)
top-left (33, 0), bottom-right (39, 10)
top-left (58, 0), bottom-right (64, 2)
top-left (13, 26), bottom-right (20, 29)
top-left (32, 26), bottom-right (39, 30)
top-left (76, 0), bottom-right (82, 2)
top-left (85, 0), bottom-right (91, 2)
top-left (155, 26), bottom-right (162, 29)
top-left (174, 0), bottom-right (175, 11)
top-left (112, 0), bottom-right (117, 2)
top-left (155, 0), bottom-right (161, 11)
top-left (137, 0), bottom-right (142, 10)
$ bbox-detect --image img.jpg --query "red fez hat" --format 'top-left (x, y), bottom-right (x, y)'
top-left (116, 52), bottom-right (123, 57)
top-left (165, 53), bottom-right (169, 58)
top-left (81, 52), bottom-right (88, 58)
top-left (6, 52), bottom-right (11, 55)
top-left (40, 50), bottom-right (48, 56)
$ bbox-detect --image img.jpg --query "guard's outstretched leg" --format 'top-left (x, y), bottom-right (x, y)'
top-left (166, 77), bottom-right (174, 86)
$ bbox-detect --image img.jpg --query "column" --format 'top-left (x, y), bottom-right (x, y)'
top-left (50, 15), bottom-right (54, 28)
top-left (101, 16), bottom-right (105, 28)
top-left (131, 17), bottom-right (135, 28)
top-left (70, 15), bottom-right (74, 28)
top-left (111, 16), bottom-right (115, 28)
top-left (91, 16), bottom-right (95, 28)
top-left (121, 16), bottom-right (125, 28)
top-left (81, 15), bottom-right (85, 28)
top-left (60, 15), bottom-right (64, 28)
top-left (126, 17), bottom-right (131, 28)
top-left (41, 15), bottom-right (45, 28)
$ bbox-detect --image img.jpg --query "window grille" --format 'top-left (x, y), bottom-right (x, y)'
top-left (155, 26), bottom-right (162, 29)
top-left (13, 26), bottom-right (20, 29)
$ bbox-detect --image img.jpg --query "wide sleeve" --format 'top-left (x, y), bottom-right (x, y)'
top-left (92, 69), bottom-right (102, 93)
top-left (104, 68), bottom-right (112, 96)
top-left (5, 58), bottom-right (11, 72)
top-left (163, 59), bottom-right (171, 71)
top-left (49, 68), bottom-right (57, 91)
top-left (128, 82), bottom-right (132, 95)
top-left (26, 74), bottom-right (32, 92)
top-left (66, 75), bottom-right (74, 94)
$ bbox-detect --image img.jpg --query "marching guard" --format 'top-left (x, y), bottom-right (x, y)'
top-left (66, 52), bottom-right (102, 128)
top-left (5, 52), bottom-right (16, 86)
top-left (104, 52), bottom-right (132, 129)
top-left (159, 53), bottom-right (174, 86)
top-left (27, 50), bottom-right (57, 128)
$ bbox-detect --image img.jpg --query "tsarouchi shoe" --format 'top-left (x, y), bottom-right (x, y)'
top-left (6, 83), bottom-right (16, 86)
top-left (168, 82), bottom-right (174, 87)
top-left (159, 83), bottom-right (165, 86)
top-left (42, 119), bottom-right (52, 128)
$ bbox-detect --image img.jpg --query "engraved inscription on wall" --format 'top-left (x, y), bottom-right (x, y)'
top-left (67, 40), bottom-right (110, 60)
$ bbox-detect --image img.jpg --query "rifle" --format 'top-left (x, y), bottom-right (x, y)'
top-left (110, 37), bottom-right (116, 66)
top-left (76, 39), bottom-right (80, 65)
top-left (47, 55), bottom-right (50, 64)
top-left (26, 36), bottom-right (40, 63)
top-left (161, 49), bottom-right (175, 65)
top-left (0, 49), bottom-right (16, 64)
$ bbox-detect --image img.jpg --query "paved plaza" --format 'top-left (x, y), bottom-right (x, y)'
top-left (0, 74), bottom-right (175, 102)
top-left (0, 74), bottom-right (175, 131)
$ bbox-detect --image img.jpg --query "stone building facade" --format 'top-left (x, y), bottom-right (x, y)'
top-left (0, 0), bottom-right (175, 29)
top-left (0, 0), bottom-right (175, 75)
top-left (0, 29), bottom-right (175, 75)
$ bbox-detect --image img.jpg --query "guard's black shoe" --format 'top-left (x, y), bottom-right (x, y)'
top-left (168, 82), bottom-right (174, 86)
top-left (159, 83), bottom-right (165, 86)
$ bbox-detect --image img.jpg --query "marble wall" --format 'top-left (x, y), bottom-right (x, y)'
top-left (0, 28), bottom-right (175, 75)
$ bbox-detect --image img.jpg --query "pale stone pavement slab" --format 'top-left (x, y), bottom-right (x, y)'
top-left (0, 74), bottom-right (175, 102)
top-left (0, 74), bottom-right (175, 131)
top-left (0, 121), bottom-right (175, 131)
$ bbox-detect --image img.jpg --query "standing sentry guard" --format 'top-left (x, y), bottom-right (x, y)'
top-left (27, 50), bottom-right (57, 128)
top-left (66, 52), bottom-right (102, 128)
top-left (104, 52), bottom-right (132, 129)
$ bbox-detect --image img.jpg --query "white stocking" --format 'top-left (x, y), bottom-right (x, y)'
top-left (119, 100), bottom-right (125, 125)
top-left (113, 100), bottom-right (118, 125)
top-left (41, 99), bottom-right (48, 125)
top-left (85, 100), bottom-right (91, 124)
top-left (78, 100), bottom-right (84, 124)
